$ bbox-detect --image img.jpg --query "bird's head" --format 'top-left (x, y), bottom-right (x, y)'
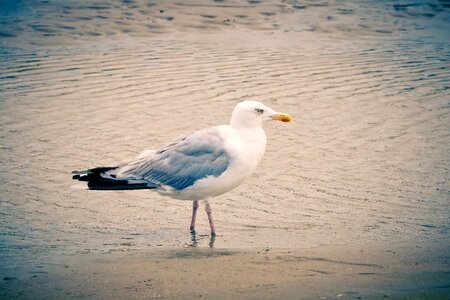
top-left (230, 100), bottom-right (293, 129)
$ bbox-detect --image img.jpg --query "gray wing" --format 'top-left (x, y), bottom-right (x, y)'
top-left (117, 128), bottom-right (230, 190)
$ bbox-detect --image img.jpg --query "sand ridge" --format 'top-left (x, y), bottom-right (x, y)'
top-left (1, 0), bottom-right (449, 47)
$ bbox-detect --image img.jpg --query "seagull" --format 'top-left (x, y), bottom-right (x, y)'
top-left (72, 100), bottom-right (292, 237)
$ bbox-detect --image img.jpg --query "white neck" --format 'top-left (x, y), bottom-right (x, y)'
top-left (235, 126), bottom-right (267, 171)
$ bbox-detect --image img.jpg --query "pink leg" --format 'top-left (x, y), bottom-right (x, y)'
top-left (190, 200), bottom-right (199, 232)
top-left (204, 200), bottom-right (216, 236)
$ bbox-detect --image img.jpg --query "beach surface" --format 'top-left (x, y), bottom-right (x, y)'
top-left (1, 0), bottom-right (449, 298)
top-left (2, 241), bottom-right (449, 299)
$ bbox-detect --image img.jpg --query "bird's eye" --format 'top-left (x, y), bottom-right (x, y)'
top-left (255, 108), bottom-right (264, 115)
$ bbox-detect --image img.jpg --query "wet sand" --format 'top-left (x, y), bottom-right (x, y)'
top-left (1, 0), bottom-right (450, 299)
top-left (2, 241), bottom-right (450, 299)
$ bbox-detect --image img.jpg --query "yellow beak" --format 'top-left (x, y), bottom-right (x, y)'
top-left (271, 113), bottom-right (293, 123)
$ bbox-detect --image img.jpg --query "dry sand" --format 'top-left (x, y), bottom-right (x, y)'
top-left (1, 0), bottom-right (449, 299)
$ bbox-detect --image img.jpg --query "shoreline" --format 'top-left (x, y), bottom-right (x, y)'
top-left (2, 240), bottom-right (449, 299)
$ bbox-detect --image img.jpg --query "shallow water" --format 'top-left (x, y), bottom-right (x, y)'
top-left (0, 0), bottom-right (449, 270)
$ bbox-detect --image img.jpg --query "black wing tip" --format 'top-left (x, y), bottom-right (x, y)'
top-left (72, 166), bottom-right (159, 190)
top-left (87, 183), bottom-right (157, 190)
top-left (72, 166), bottom-right (117, 176)
top-left (72, 166), bottom-right (118, 183)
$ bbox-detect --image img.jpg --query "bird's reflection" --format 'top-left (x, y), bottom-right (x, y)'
top-left (209, 233), bottom-right (216, 248)
top-left (190, 229), bottom-right (199, 247)
top-left (188, 230), bottom-right (215, 248)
